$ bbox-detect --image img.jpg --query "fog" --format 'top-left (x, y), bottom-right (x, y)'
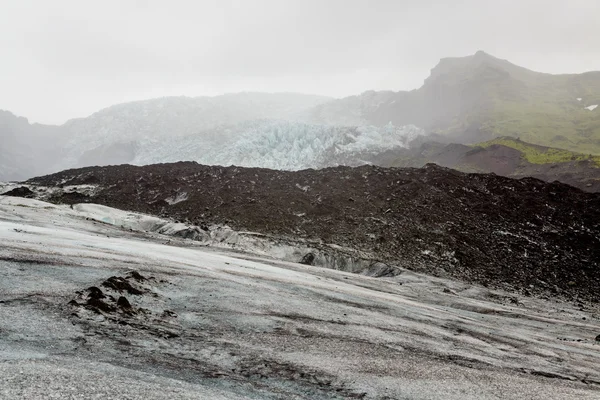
top-left (1, 0), bottom-right (599, 124)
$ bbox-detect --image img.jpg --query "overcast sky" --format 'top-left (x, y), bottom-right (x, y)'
top-left (1, 0), bottom-right (599, 124)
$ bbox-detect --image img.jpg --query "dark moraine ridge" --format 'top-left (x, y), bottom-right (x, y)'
top-left (27, 161), bottom-right (600, 301)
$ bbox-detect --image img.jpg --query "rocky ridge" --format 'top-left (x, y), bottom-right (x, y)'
top-left (24, 162), bottom-right (600, 302)
top-left (378, 137), bottom-right (600, 192)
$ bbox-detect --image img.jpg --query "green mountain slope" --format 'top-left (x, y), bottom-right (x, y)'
top-left (477, 137), bottom-right (600, 165)
top-left (311, 51), bottom-right (600, 154)
top-left (469, 67), bottom-right (600, 154)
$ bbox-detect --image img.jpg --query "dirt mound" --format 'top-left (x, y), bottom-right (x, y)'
top-left (102, 276), bottom-right (145, 295)
top-left (3, 186), bottom-right (35, 198)
top-left (463, 144), bottom-right (523, 175)
top-left (68, 271), bottom-right (181, 339)
top-left (70, 272), bottom-right (154, 316)
top-left (28, 161), bottom-right (600, 301)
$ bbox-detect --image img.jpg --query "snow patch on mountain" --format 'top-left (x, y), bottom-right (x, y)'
top-left (585, 104), bottom-right (598, 111)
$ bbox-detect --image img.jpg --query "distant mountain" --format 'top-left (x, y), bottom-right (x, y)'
top-left (0, 110), bottom-right (67, 181)
top-left (0, 93), bottom-right (331, 180)
top-left (377, 136), bottom-right (600, 192)
top-left (3, 53), bottom-right (600, 182)
top-left (2, 93), bottom-right (426, 180)
top-left (306, 51), bottom-right (600, 154)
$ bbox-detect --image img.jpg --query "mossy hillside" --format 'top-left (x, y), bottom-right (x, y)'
top-left (424, 54), bottom-right (600, 154)
top-left (476, 137), bottom-right (600, 166)
top-left (481, 98), bottom-right (600, 155)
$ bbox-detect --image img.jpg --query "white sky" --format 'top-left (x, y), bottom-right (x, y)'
top-left (1, 0), bottom-right (599, 124)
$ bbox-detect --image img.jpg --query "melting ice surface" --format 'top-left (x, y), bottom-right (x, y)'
top-left (1, 196), bottom-right (600, 399)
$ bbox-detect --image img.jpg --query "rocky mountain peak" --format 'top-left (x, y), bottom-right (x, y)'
top-left (424, 51), bottom-right (534, 86)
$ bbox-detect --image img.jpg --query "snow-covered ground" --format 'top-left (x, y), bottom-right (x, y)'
top-left (0, 193), bottom-right (379, 272)
top-left (0, 182), bottom-right (100, 197)
top-left (1, 196), bottom-right (599, 399)
top-left (585, 104), bottom-right (598, 111)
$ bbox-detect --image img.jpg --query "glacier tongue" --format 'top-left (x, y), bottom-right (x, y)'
top-left (134, 120), bottom-right (424, 170)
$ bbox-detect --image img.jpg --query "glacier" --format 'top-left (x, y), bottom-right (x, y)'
top-left (133, 120), bottom-right (424, 170)
top-left (49, 93), bottom-right (333, 173)
top-left (1, 94), bottom-right (423, 180)
top-left (1, 195), bottom-right (599, 399)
